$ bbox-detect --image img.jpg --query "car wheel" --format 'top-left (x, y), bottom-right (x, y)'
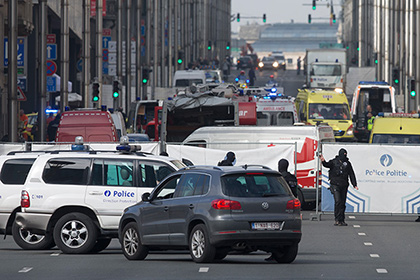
top-left (53, 213), bottom-right (98, 254)
top-left (12, 222), bottom-right (55, 250)
top-left (189, 224), bottom-right (215, 263)
top-left (272, 243), bottom-right (299, 263)
top-left (90, 238), bottom-right (112, 253)
top-left (122, 222), bottom-right (148, 260)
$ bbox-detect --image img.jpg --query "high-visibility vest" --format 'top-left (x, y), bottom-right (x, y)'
top-left (367, 116), bottom-right (375, 131)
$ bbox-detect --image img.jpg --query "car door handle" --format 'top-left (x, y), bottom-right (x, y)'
top-left (89, 191), bottom-right (103, 195)
top-left (189, 204), bottom-right (194, 209)
top-left (164, 206), bottom-right (169, 211)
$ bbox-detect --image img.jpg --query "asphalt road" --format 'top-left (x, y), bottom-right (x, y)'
top-left (1, 211), bottom-right (419, 280)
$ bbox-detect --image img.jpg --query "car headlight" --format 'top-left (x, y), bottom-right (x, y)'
top-left (273, 61), bottom-right (279, 68)
top-left (258, 62), bottom-right (264, 68)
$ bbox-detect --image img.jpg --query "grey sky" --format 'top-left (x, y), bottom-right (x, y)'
top-left (231, 0), bottom-right (342, 32)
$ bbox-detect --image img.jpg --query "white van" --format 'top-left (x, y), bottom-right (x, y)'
top-left (173, 70), bottom-right (207, 87)
top-left (182, 125), bottom-right (335, 208)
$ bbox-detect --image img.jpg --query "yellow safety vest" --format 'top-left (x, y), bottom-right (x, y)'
top-left (367, 116), bottom-right (375, 131)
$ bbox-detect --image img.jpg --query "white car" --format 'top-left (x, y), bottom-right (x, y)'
top-left (15, 143), bottom-right (185, 254)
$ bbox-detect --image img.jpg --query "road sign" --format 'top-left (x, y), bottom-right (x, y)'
top-left (47, 34), bottom-right (56, 44)
top-left (17, 86), bottom-right (27, 101)
top-left (103, 28), bottom-right (111, 36)
top-left (103, 49), bottom-right (109, 62)
top-left (108, 53), bottom-right (116, 64)
top-left (4, 37), bottom-right (25, 67)
top-left (46, 60), bottom-right (57, 76)
top-left (76, 59), bottom-right (83, 72)
top-left (109, 41), bottom-right (117, 52)
top-left (47, 44), bottom-right (57, 60)
top-left (102, 36), bottom-right (111, 49)
top-left (103, 61), bottom-right (109, 75)
top-left (17, 76), bottom-right (27, 91)
top-left (47, 76), bottom-right (56, 92)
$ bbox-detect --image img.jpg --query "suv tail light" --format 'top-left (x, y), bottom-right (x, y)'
top-left (286, 199), bottom-right (301, 210)
top-left (212, 199), bottom-right (241, 210)
top-left (21, 190), bottom-right (30, 208)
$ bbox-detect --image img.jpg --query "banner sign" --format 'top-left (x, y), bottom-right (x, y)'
top-left (321, 144), bottom-right (420, 214)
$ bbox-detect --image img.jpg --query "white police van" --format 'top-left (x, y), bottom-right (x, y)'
top-left (15, 139), bottom-right (184, 254)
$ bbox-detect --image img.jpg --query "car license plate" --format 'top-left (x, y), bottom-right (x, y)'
top-left (251, 222), bottom-right (280, 230)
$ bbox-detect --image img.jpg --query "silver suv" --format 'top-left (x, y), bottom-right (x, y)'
top-left (16, 145), bottom-right (184, 254)
top-left (119, 165), bottom-right (302, 263)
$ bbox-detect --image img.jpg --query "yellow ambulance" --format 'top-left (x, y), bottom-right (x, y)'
top-left (295, 88), bottom-right (354, 141)
top-left (369, 113), bottom-right (420, 144)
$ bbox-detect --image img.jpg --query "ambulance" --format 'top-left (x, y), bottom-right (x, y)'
top-left (182, 125), bottom-right (336, 208)
top-left (295, 88), bottom-right (354, 141)
top-left (369, 113), bottom-right (420, 144)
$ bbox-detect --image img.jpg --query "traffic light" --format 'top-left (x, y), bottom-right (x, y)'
top-left (332, 14), bottom-right (336, 23)
top-left (142, 68), bottom-right (150, 84)
top-left (392, 68), bottom-right (399, 85)
top-left (112, 80), bottom-right (120, 99)
top-left (208, 41), bottom-right (212, 51)
top-left (177, 50), bottom-right (184, 64)
top-left (312, 0), bottom-right (316, 10)
top-left (226, 42), bottom-right (230, 50)
top-left (308, 14), bottom-right (312, 24)
top-left (409, 78), bottom-right (416, 97)
top-left (373, 52), bottom-right (378, 64)
top-left (92, 82), bottom-right (100, 102)
top-left (263, 14), bottom-right (266, 23)
top-left (237, 13), bottom-right (240, 22)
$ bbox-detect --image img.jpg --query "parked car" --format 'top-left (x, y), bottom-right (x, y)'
top-left (236, 56), bottom-right (253, 69)
top-left (119, 165), bottom-right (302, 263)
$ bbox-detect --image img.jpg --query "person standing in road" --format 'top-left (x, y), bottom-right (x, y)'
top-left (278, 159), bottom-right (298, 197)
top-left (320, 149), bottom-right (358, 226)
top-left (218, 151), bottom-right (236, 166)
top-left (297, 56), bottom-right (302, 75)
top-left (248, 67), bottom-right (256, 86)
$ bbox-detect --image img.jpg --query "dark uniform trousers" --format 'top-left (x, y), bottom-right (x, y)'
top-left (331, 184), bottom-right (348, 222)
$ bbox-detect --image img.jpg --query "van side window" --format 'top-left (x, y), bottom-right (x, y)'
top-left (43, 158), bottom-right (91, 185)
top-left (185, 140), bottom-right (207, 148)
top-left (1, 158), bottom-right (35, 184)
top-left (91, 160), bottom-right (134, 186)
top-left (138, 161), bottom-right (175, 188)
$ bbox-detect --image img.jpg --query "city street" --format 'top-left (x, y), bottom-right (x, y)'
top-left (1, 211), bottom-right (418, 280)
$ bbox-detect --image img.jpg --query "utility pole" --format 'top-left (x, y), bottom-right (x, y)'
top-left (39, 0), bottom-right (48, 141)
top-left (82, 0), bottom-right (90, 108)
top-left (117, 0), bottom-right (123, 108)
top-left (8, 0), bottom-right (18, 142)
top-left (136, 0), bottom-right (142, 99)
top-left (60, 0), bottom-right (69, 111)
top-left (126, 0), bottom-right (132, 112)
top-left (95, 0), bottom-right (103, 108)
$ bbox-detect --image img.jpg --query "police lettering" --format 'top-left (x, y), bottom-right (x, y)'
top-left (113, 190), bottom-right (135, 197)
top-left (365, 169), bottom-right (407, 177)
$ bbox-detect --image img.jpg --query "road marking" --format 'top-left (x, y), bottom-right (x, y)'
top-left (50, 253), bottom-right (60, 256)
top-left (349, 216), bottom-right (356, 219)
top-left (364, 242), bottom-right (373, 246)
top-left (358, 232), bottom-right (366, 236)
top-left (18, 267), bottom-right (33, 273)
top-left (353, 225), bottom-right (361, 228)
top-left (376, 268), bottom-right (388, 274)
top-left (199, 267), bottom-right (209, 273)
top-left (370, 254), bottom-right (380, 258)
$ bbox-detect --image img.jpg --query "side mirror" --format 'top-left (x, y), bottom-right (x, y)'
top-left (141, 192), bottom-right (151, 202)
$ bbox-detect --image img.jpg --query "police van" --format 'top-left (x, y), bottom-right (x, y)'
top-left (295, 88), bottom-right (354, 141)
top-left (15, 139), bottom-right (184, 254)
top-left (369, 113), bottom-right (420, 144)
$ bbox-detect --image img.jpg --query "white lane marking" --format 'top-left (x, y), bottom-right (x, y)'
top-left (199, 267), bottom-right (209, 273)
top-left (364, 242), bottom-right (373, 246)
top-left (376, 268), bottom-right (388, 274)
top-left (358, 232), bottom-right (366, 236)
top-left (349, 216), bottom-right (356, 219)
top-left (370, 254), bottom-right (380, 258)
top-left (18, 267), bottom-right (33, 273)
top-left (50, 253), bottom-right (60, 256)
top-left (353, 225), bottom-right (361, 228)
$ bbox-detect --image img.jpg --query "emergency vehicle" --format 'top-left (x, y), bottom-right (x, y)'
top-left (350, 81), bottom-right (396, 142)
top-left (295, 88), bottom-right (354, 141)
top-left (182, 125), bottom-right (336, 208)
top-left (369, 113), bottom-right (420, 144)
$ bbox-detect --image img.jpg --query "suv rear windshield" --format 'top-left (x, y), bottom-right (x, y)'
top-left (221, 173), bottom-right (290, 197)
top-left (1, 158), bottom-right (36, 184)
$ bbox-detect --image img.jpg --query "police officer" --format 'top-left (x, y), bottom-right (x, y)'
top-left (278, 159), bottom-right (298, 197)
top-left (218, 152), bottom-right (236, 166)
top-left (320, 149), bottom-right (358, 226)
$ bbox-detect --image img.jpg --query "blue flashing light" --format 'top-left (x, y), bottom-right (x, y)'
top-left (235, 78), bottom-right (239, 82)
top-left (263, 96), bottom-right (270, 99)
top-left (270, 87), bottom-right (277, 93)
top-left (116, 144), bottom-right (131, 152)
top-left (246, 79), bottom-right (250, 83)
top-left (377, 112), bottom-right (384, 117)
top-left (315, 59), bottom-right (318, 62)
top-left (359, 81), bottom-right (389, 85)
top-left (335, 59), bottom-right (338, 62)
top-left (71, 144), bottom-right (87, 151)
top-left (45, 109), bottom-right (59, 114)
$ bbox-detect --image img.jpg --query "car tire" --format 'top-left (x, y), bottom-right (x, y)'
top-left (90, 238), bottom-right (112, 253)
top-left (121, 222), bottom-right (148, 260)
top-left (12, 222), bottom-right (55, 250)
top-left (189, 224), bottom-right (216, 263)
top-left (53, 213), bottom-right (98, 254)
top-left (272, 243), bottom-right (299, 263)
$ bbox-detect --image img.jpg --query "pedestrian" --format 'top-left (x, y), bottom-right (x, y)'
top-left (278, 159), bottom-right (298, 197)
top-left (320, 149), bottom-right (358, 226)
top-left (218, 151), bottom-right (236, 166)
top-left (47, 113), bottom-right (61, 142)
top-left (222, 58), bottom-right (229, 82)
top-left (248, 67), bottom-right (256, 86)
top-left (297, 56), bottom-right (301, 75)
top-left (19, 109), bottom-right (28, 129)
